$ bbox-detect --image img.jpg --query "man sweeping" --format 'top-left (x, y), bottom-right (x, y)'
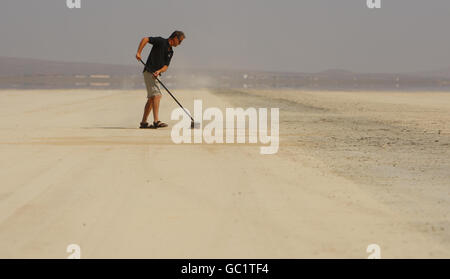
top-left (135, 31), bottom-right (185, 128)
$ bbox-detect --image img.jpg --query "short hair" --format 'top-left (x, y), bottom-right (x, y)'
top-left (169, 30), bottom-right (185, 40)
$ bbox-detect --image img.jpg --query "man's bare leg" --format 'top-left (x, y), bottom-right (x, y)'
top-left (152, 95), bottom-right (162, 122)
top-left (141, 97), bottom-right (154, 124)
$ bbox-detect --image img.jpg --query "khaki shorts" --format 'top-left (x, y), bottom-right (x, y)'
top-left (143, 71), bottom-right (162, 98)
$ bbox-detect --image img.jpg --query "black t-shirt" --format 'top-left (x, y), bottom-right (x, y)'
top-left (143, 37), bottom-right (174, 73)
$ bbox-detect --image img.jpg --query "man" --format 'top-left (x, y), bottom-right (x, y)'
top-left (135, 31), bottom-right (185, 128)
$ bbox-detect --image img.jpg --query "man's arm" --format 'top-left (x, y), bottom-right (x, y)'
top-left (135, 37), bottom-right (149, 61)
top-left (153, 65), bottom-right (168, 77)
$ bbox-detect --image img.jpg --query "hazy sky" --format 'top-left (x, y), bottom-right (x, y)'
top-left (1, 0), bottom-right (450, 73)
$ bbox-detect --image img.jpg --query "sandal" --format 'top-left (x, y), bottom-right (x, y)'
top-left (153, 120), bottom-right (168, 128)
top-left (139, 122), bottom-right (152, 129)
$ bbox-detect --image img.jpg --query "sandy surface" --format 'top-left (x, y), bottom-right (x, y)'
top-left (0, 88), bottom-right (449, 258)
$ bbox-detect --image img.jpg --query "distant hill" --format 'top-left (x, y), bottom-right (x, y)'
top-left (0, 56), bottom-right (139, 77)
top-left (317, 69), bottom-right (354, 76)
top-left (413, 67), bottom-right (450, 78)
top-left (318, 68), bottom-right (450, 79)
top-left (2, 56), bottom-right (450, 90)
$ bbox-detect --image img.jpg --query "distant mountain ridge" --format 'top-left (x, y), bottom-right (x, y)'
top-left (413, 67), bottom-right (450, 78)
top-left (317, 69), bottom-right (354, 76)
top-left (2, 56), bottom-right (450, 80)
top-left (0, 56), bottom-right (138, 77)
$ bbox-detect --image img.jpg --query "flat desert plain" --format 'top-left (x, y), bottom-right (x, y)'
top-left (0, 88), bottom-right (449, 258)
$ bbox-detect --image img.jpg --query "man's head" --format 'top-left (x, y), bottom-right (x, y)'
top-left (168, 30), bottom-right (185, 47)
